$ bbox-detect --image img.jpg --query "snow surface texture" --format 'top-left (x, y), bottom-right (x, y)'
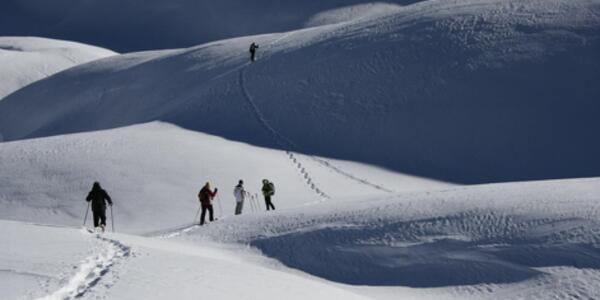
top-left (0, 37), bottom-right (116, 100)
top-left (0, 0), bottom-right (599, 183)
top-left (0, 221), bottom-right (127, 300)
top-left (0, 0), bottom-right (418, 52)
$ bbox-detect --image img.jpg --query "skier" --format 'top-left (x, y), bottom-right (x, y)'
top-left (249, 42), bottom-right (259, 62)
top-left (261, 179), bottom-right (276, 211)
top-left (198, 182), bottom-right (218, 225)
top-left (233, 180), bottom-right (247, 215)
top-left (85, 182), bottom-right (113, 232)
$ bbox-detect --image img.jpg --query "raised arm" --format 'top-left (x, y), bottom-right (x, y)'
top-left (103, 190), bottom-right (113, 206)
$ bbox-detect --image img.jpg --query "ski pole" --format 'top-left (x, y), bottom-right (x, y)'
top-left (256, 193), bottom-right (262, 210)
top-left (247, 193), bottom-right (253, 213)
top-left (252, 194), bottom-right (258, 212)
top-left (193, 204), bottom-right (201, 224)
top-left (110, 204), bottom-right (115, 233)
top-left (83, 202), bottom-right (90, 226)
top-left (216, 194), bottom-right (224, 217)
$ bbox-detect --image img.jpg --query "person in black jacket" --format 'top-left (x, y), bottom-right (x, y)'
top-left (86, 182), bottom-right (113, 231)
top-left (261, 179), bottom-right (275, 211)
top-left (249, 42), bottom-right (259, 62)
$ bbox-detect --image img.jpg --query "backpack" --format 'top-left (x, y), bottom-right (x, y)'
top-left (268, 182), bottom-right (275, 196)
top-left (233, 185), bottom-right (244, 201)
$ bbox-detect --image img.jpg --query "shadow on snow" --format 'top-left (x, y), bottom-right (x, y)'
top-left (251, 215), bottom-right (600, 287)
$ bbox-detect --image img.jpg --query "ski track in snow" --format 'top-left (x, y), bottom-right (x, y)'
top-left (152, 224), bottom-right (202, 239)
top-left (310, 156), bottom-right (394, 193)
top-left (240, 36), bottom-right (395, 196)
top-left (36, 231), bottom-right (131, 300)
top-left (239, 65), bottom-right (330, 199)
top-left (266, 29), bottom-right (397, 194)
top-left (236, 29), bottom-right (396, 198)
top-left (241, 64), bottom-right (394, 196)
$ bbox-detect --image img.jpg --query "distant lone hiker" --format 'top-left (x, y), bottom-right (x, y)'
top-left (233, 180), bottom-right (247, 215)
top-left (198, 182), bottom-right (218, 225)
top-left (249, 42), bottom-right (259, 62)
top-left (86, 182), bottom-right (112, 232)
top-left (261, 179), bottom-right (275, 211)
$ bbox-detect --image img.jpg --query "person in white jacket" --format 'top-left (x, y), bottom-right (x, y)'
top-left (233, 180), bottom-right (247, 215)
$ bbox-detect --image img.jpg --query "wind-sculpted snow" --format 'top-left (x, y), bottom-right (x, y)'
top-left (0, 0), bottom-right (598, 183)
top-left (180, 178), bottom-right (600, 298)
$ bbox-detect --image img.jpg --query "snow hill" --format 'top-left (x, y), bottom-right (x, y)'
top-left (0, 0), bottom-right (419, 52)
top-left (1, 124), bottom-right (598, 300)
top-left (0, 37), bottom-right (116, 100)
top-left (1, 0), bottom-right (599, 183)
top-left (0, 122), bottom-right (446, 234)
top-left (2, 0), bottom-right (600, 299)
top-left (0, 122), bottom-right (446, 299)
top-left (180, 177), bottom-right (600, 299)
top-left (3, 163), bottom-right (599, 299)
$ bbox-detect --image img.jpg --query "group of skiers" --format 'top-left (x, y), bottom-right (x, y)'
top-left (235, 179), bottom-right (276, 212)
top-left (198, 179), bottom-right (276, 225)
top-left (84, 178), bottom-right (276, 231)
top-left (83, 42), bottom-right (266, 231)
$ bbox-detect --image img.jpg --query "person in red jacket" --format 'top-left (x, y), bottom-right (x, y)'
top-left (198, 182), bottom-right (218, 225)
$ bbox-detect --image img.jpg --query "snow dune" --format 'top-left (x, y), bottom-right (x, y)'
top-left (179, 177), bottom-right (600, 299)
top-left (3, 176), bottom-right (599, 299)
top-left (0, 0), bottom-right (599, 183)
top-left (0, 122), bottom-right (446, 299)
top-left (0, 122), bottom-right (446, 234)
top-left (0, 37), bottom-right (116, 100)
top-left (3, 141), bottom-right (598, 299)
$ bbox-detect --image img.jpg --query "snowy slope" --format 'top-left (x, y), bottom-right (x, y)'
top-left (0, 0), bottom-right (416, 52)
top-left (0, 122), bottom-right (446, 234)
top-left (0, 37), bottom-right (116, 100)
top-left (2, 0), bottom-right (600, 299)
top-left (0, 0), bottom-right (598, 183)
top-left (2, 220), bottom-right (369, 300)
top-left (3, 177), bottom-right (599, 299)
top-left (178, 177), bottom-right (600, 299)
top-left (0, 221), bottom-right (123, 300)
